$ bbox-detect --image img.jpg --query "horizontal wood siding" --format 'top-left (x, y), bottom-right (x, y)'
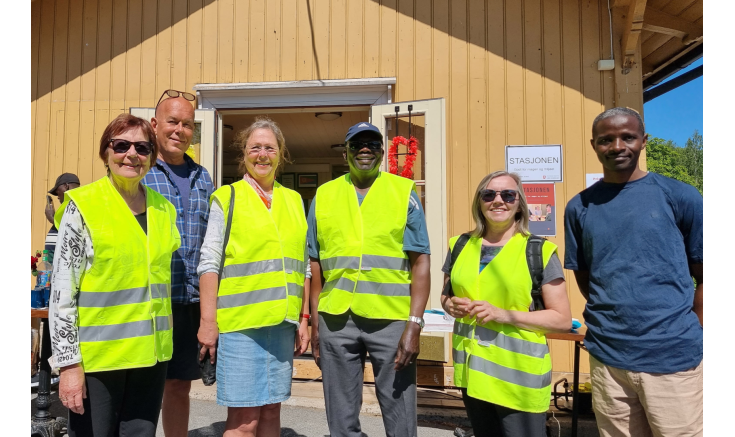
top-left (31, 0), bottom-right (640, 373)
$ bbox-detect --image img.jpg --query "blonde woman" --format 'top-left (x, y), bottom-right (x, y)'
top-left (441, 171), bottom-right (571, 436)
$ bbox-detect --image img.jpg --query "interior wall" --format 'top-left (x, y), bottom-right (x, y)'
top-left (31, 0), bottom-right (645, 374)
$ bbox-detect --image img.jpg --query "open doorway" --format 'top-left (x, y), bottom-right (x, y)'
top-left (220, 107), bottom-right (370, 211)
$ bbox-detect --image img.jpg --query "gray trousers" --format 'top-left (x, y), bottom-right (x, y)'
top-left (319, 311), bottom-right (417, 437)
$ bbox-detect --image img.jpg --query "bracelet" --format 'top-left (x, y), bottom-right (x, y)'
top-left (300, 313), bottom-right (311, 320)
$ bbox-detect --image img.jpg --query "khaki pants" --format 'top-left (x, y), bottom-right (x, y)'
top-left (590, 355), bottom-right (703, 437)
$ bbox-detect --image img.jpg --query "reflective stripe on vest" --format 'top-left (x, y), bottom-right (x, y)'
top-left (64, 177), bottom-right (179, 372)
top-left (315, 172), bottom-right (415, 320)
top-left (448, 233), bottom-right (557, 413)
top-left (212, 180), bottom-right (307, 333)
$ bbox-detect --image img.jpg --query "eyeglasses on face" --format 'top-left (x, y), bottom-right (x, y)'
top-left (347, 140), bottom-right (383, 151)
top-left (247, 146), bottom-right (279, 156)
top-left (108, 139), bottom-right (154, 156)
top-left (156, 89), bottom-right (196, 108)
top-left (480, 189), bottom-right (519, 204)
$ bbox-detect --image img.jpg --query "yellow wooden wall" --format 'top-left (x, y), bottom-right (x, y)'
top-left (31, 0), bottom-right (645, 374)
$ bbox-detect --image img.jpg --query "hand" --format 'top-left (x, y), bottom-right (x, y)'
top-left (294, 319), bottom-right (310, 357)
top-left (394, 322), bottom-right (421, 371)
top-left (197, 320), bottom-right (218, 364)
top-left (467, 300), bottom-right (509, 325)
top-left (45, 202), bottom-right (55, 225)
top-left (442, 296), bottom-right (472, 319)
top-left (59, 363), bottom-right (86, 415)
top-left (310, 319), bottom-right (321, 369)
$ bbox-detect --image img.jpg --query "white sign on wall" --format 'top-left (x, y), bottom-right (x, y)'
top-left (505, 145), bottom-right (563, 182)
top-left (586, 173), bottom-right (604, 188)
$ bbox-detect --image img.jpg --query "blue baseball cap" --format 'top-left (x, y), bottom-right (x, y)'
top-left (345, 122), bottom-right (382, 143)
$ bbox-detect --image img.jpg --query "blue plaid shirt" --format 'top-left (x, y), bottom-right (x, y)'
top-left (143, 155), bottom-right (214, 304)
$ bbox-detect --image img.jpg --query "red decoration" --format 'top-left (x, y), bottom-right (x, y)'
top-left (388, 136), bottom-right (419, 179)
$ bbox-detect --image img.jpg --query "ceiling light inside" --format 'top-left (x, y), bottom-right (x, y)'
top-left (315, 112), bottom-right (342, 121)
top-left (330, 144), bottom-right (345, 153)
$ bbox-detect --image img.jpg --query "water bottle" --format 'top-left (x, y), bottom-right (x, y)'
top-left (36, 250), bottom-right (53, 308)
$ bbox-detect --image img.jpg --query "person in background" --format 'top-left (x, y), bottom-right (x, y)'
top-left (197, 116), bottom-right (310, 437)
top-left (142, 89), bottom-right (214, 437)
top-left (44, 173), bottom-right (80, 259)
top-left (564, 107), bottom-right (703, 437)
top-left (442, 171), bottom-right (571, 436)
top-left (308, 122), bottom-right (431, 437)
top-left (544, 204), bottom-right (553, 222)
top-left (50, 114), bottom-right (180, 436)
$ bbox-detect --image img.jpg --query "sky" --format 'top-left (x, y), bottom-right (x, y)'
top-left (643, 57), bottom-right (703, 147)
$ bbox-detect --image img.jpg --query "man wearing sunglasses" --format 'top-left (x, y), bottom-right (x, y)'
top-left (306, 122), bottom-right (431, 437)
top-left (142, 90), bottom-right (213, 437)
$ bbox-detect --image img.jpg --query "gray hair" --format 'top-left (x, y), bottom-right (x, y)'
top-left (592, 107), bottom-right (645, 137)
top-left (470, 171), bottom-right (530, 238)
top-left (235, 116), bottom-right (292, 176)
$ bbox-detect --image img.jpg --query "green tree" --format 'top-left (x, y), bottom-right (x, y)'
top-left (645, 131), bottom-right (703, 193)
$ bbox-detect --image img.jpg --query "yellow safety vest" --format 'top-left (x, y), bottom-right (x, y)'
top-left (211, 180), bottom-right (307, 333)
top-left (449, 233), bottom-right (557, 413)
top-left (315, 172), bottom-right (415, 320)
top-left (62, 177), bottom-right (180, 372)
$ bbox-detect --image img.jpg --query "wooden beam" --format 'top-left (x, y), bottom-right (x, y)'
top-left (611, 0), bottom-right (632, 6)
top-left (619, 0), bottom-right (648, 73)
top-left (642, 6), bottom-right (703, 45)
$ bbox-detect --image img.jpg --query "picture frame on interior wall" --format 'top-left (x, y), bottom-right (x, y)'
top-left (297, 174), bottom-right (318, 188)
top-left (280, 173), bottom-right (296, 190)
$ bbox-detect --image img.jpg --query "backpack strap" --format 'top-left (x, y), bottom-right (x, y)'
top-left (441, 233), bottom-right (471, 298)
top-left (526, 234), bottom-right (546, 311)
top-left (217, 185), bottom-right (236, 283)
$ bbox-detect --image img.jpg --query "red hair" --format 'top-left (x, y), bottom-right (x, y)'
top-left (98, 114), bottom-right (158, 166)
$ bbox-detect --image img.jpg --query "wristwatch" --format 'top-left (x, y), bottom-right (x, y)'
top-left (408, 316), bottom-right (425, 329)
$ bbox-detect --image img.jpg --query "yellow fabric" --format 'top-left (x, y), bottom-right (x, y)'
top-left (315, 172), bottom-right (415, 320)
top-left (211, 180), bottom-right (307, 333)
top-left (64, 176), bottom-right (180, 372)
top-left (449, 233), bottom-right (557, 413)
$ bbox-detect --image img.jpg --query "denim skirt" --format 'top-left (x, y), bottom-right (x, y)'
top-left (216, 321), bottom-right (296, 407)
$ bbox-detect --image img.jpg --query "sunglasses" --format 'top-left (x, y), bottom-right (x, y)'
top-left (347, 140), bottom-right (383, 151)
top-left (156, 89), bottom-right (196, 108)
top-left (108, 139), bottom-right (154, 156)
top-left (480, 189), bottom-right (519, 203)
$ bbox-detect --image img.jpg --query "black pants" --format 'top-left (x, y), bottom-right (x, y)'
top-left (67, 361), bottom-right (168, 437)
top-left (461, 388), bottom-right (547, 437)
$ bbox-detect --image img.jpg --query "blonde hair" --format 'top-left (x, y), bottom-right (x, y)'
top-left (469, 171), bottom-right (530, 238)
top-left (234, 116), bottom-right (292, 176)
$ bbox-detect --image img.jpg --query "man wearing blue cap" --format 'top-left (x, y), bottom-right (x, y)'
top-left (307, 122), bottom-right (431, 437)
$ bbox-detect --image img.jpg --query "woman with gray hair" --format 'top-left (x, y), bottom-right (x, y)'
top-left (440, 171), bottom-right (571, 436)
top-left (197, 116), bottom-right (310, 436)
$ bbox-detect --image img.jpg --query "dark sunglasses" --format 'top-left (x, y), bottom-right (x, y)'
top-left (480, 189), bottom-right (519, 203)
top-left (347, 140), bottom-right (383, 151)
top-left (156, 89), bottom-right (196, 108)
top-left (108, 139), bottom-right (154, 156)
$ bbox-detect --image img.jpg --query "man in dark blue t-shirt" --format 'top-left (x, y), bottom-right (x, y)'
top-left (564, 107), bottom-right (703, 437)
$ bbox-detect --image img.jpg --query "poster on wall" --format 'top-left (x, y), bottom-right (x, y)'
top-left (586, 173), bottom-right (604, 188)
top-left (505, 145), bottom-right (563, 182)
top-left (523, 183), bottom-right (556, 236)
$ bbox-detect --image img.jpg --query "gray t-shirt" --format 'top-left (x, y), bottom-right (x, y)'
top-left (441, 244), bottom-right (564, 285)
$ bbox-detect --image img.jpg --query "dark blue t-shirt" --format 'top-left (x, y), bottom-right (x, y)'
top-left (164, 162), bottom-right (191, 214)
top-left (564, 173), bottom-right (703, 373)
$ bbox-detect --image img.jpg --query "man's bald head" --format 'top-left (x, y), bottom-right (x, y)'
top-left (151, 97), bottom-right (196, 165)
